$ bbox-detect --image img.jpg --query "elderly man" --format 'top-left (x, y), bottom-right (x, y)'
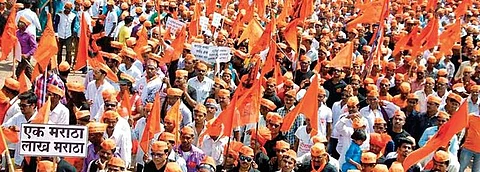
top-left (297, 143), bottom-right (337, 171)
top-left (102, 110), bottom-right (132, 168)
top-left (187, 61), bottom-right (214, 104)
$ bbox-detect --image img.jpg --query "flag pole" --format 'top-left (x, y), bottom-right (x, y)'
top-left (11, 51), bottom-right (16, 78)
top-left (0, 128), bottom-right (14, 172)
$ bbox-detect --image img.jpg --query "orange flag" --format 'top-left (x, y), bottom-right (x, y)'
top-left (274, 63), bottom-right (284, 85)
top-left (255, 0), bottom-right (267, 20)
top-left (261, 38), bottom-right (277, 76)
top-left (425, 0), bottom-right (437, 12)
top-left (277, 0), bottom-right (293, 23)
top-left (162, 26), bottom-right (186, 63)
top-left (250, 15), bottom-right (275, 55)
top-left (1, 127), bottom-right (19, 143)
top-left (74, 13), bottom-right (90, 71)
top-left (33, 13), bottom-right (58, 71)
top-left (0, 94), bottom-right (10, 124)
top-left (454, 0), bottom-right (472, 18)
top-left (209, 96), bottom-right (239, 137)
top-left (133, 26), bottom-right (148, 63)
top-left (283, 18), bottom-right (301, 52)
top-left (165, 99), bottom-right (182, 143)
top-left (139, 93), bottom-right (162, 153)
top-left (329, 42), bottom-right (354, 68)
top-left (30, 97), bottom-right (51, 124)
top-left (235, 79), bottom-right (262, 126)
top-left (403, 101), bottom-right (468, 170)
top-left (30, 64), bottom-right (41, 82)
top-left (0, 6), bottom-right (17, 61)
top-left (411, 17), bottom-right (439, 57)
top-left (346, 0), bottom-right (385, 31)
top-left (438, 22), bottom-right (461, 56)
top-left (18, 70), bottom-right (32, 94)
top-left (205, 0), bottom-right (216, 16)
top-left (298, 0), bottom-right (314, 20)
top-left (121, 91), bottom-right (132, 117)
top-left (238, 18), bottom-right (263, 52)
top-left (392, 27), bottom-right (419, 56)
top-left (0, 127), bottom-right (8, 155)
top-left (281, 74), bottom-right (319, 136)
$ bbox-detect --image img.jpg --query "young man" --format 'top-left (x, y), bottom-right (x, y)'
top-left (16, 16), bottom-right (37, 79)
top-left (143, 141), bottom-right (169, 171)
top-left (54, 2), bottom-right (77, 65)
top-left (47, 84), bottom-right (69, 124)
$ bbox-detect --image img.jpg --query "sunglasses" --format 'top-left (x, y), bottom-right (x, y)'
top-left (19, 103), bottom-right (31, 108)
top-left (151, 152), bottom-right (165, 157)
top-left (239, 155), bottom-right (253, 162)
top-left (105, 103), bottom-right (117, 107)
top-left (268, 123), bottom-right (280, 128)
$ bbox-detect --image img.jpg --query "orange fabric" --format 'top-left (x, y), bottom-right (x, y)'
top-left (426, 0), bottom-right (437, 12)
top-left (454, 0), bottom-right (472, 17)
top-left (391, 95), bottom-right (407, 109)
top-left (346, 0), bottom-right (385, 31)
top-left (235, 79), bottom-right (262, 127)
top-left (140, 93), bottom-right (162, 152)
top-left (75, 13), bottom-right (89, 71)
top-left (255, 0), bottom-right (266, 20)
top-left (33, 13), bottom-right (58, 71)
top-left (0, 97), bottom-right (11, 124)
top-left (411, 17), bottom-right (439, 57)
top-left (298, 0), bottom-right (314, 20)
top-left (277, 0), bottom-right (293, 23)
top-left (165, 99), bottom-right (182, 143)
top-left (2, 127), bottom-right (19, 143)
top-left (0, 6), bottom-right (16, 61)
top-left (393, 27), bottom-right (419, 56)
top-left (438, 22), bottom-right (461, 56)
top-left (403, 101), bottom-right (468, 170)
top-left (162, 26), bottom-right (186, 63)
top-left (30, 97), bottom-right (51, 124)
top-left (206, 96), bottom-right (239, 137)
top-left (261, 38), bottom-right (277, 76)
top-left (250, 15), bottom-right (275, 55)
top-left (281, 74), bottom-right (320, 137)
top-left (64, 157), bottom-right (84, 171)
top-left (133, 26), bottom-right (148, 63)
top-left (329, 41), bottom-right (354, 68)
top-left (120, 91), bottom-right (132, 117)
top-left (239, 19), bottom-right (263, 53)
top-left (274, 63), bottom-right (284, 86)
top-left (283, 18), bottom-right (301, 52)
top-left (18, 70), bottom-right (32, 94)
top-left (463, 114), bottom-right (480, 152)
top-left (205, 0), bottom-right (216, 16)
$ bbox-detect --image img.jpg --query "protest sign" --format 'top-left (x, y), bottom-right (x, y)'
top-left (212, 13), bottom-right (222, 27)
top-left (191, 43), bottom-right (232, 63)
top-left (19, 124), bottom-right (88, 157)
top-left (199, 16), bottom-right (210, 32)
top-left (166, 18), bottom-right (186, 34)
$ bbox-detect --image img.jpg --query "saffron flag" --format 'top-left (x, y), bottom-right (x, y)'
top-left (346, 0), bottom-right (385, 31)
top-left (277, 0), bottom-right (293, 23)
top-left (250, 15), bottom-right (275, 55)
top-left (454, 0), bottom-right (472, 18)
top-left (0, 93), bottom-right (10, 124)
top-left (30, 97), bottom-right (51, 124)
top-left (235, 78), bottom-right (262, 126)
top-left (133, 26), bottom-right (148, 63)
top-left (403, 101), bottom-right (468, 170)
top-left (283, 18), bottom-right (301, 52)
top-left (281, 74), bottom-right (320, 136)
top-left (162, 26), bottom-right (186, 63)
top-left (139, 93), bottom-right (162, 153)
top-left (411, 17), bottom-right (439, 57)
top-left (121, 91), bottom-right (132, 117)
top-left (2, 127), bottom-right (19, 143)
top-left (165, 99), bottom-right (182, 143)
top-left (0, 6), bottom-right (17, 61)
top-left (74, 13), bottom-right (89, 71)
top-left (238, 18), bottom-right (264, 52)
top-left (33, 13), bottom-right (58, 71)
top-left (438, 22), bottom-right (461, 57)
top-left (329, 42), bottom-right (354, 68)
top-left (261, 37), bottom-right (277, 76)
top-left (298, 0), bottom-right (314, 20)
top-left (210, 96), bottom-right (239, 137)
top-left (392, 27), bottom-right (419, 56)
top-left (18, 71), bottom-right (32, 94)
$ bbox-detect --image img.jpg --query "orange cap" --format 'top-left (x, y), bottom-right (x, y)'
top-left (165, 162), bottom-right (183, 172)
top-left (100, 138), bottom-right (116, 150)
top-left (167, 88), bottom-right (184, 97)
top-left (311, 135), bottom-right (328, 143)
top-left (249, 127), bottom-right (272, 146)
top-left (352, 118), bottom-right (366, 129)
top-left (37, 160), bottom-right (54, 172)
top-left (407, 93), bottom-right (419, 100)
top-left (181, 126), bottom-right (195, 135)
top-left (347, 96), bottom-right (360, 106)
top-left (448, 93), bottom-right (462, 103)
top-left (175, 70), bottom-right (189, 78)
top-left (399, 82), bottom-right (411, 93)
top-left (107, 157), bottom-right (125, 168)
top-left (66, 82), bottom-right (85, 92)
top-left (275, 140), bottom-right (290, 150)
top-left (201, 156), bottom-right (216, 169)
top-left (59, 61), bottom-right (70, 72)
top-left (395, 73), bottom-right (405, 81)
top-left (284, 150), bottom-right (297, 159)
top-left (394, 110), bottom-right (406, 118)
top-left (437, 111), bottom-right (450, 119)
top-left (285, 90), bottom-right (297, 97)
top-left (4, 78), bottom-right (20, 91)
top-left (437, 77), bottom-right (449, 84)
top-left (367, 90), bottom-right (380, 97)
top-left (194, 104), bottom-right (207, 114)
top-left (87, 122), bottom-right (107, 133)
top-left (437, 69), bottom-right (448, 76)
top-left (196, 62), bottom-right (208, 71)
top-left (472, 85), bottom-right (480, 92)
top-left (119, 73), bottom-right (135, 83)
top-left (239, 146), bottom-right (254, 156)
top-left (102, 89), bottom-right (118, 100)
top-left (374, 117), bottom-right (387, 124)
top-left (102, 110), bottom-right (119, 120)
top-left (151, 141), bottom-right (168, 152)
top-left (47, 84), bottom-right (65, 97)
top-left (75, 110), bottom-right (90, 119)
top-left (364, 78), bottom-right (375, 85)
top-left (266, 112), bottom-right (283, 123)
top-left (389, 161), bottom-right (404, 172)
top-left (433, 150), bottom-right (449, 162)
top-left (373, 164), bottom-right (389, 172)
top-left (261, 98), bottom-right (277, 110)
top-left (218, 89), bottom-right (230, 97)
top-left (369, 133), bottom-right (391, 148)
top-left (386, 62), bottom-right (396, 69)
top-left (214, 77), bottom-right (228, 88)
top-left (310, 143), bottom-right (326, 156)
top-left (464, 66), bottom-right (474, 73)
top-left (159, 132), bottom-right (176, 142)
top-left (427, 95), bottom-right (441, 104)
top-left (361, 152), bottom-right (377, 164)
top-left (18, 16), bottom-right (31, 26)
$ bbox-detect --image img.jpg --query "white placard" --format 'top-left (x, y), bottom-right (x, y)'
top-left (191, 43), bottom-right (231, 63)
top-left (199, 16), bottom-right (210, 32)
top-left (212, 13), bottom-right (222, 27)
top-left (166, 18), bottom-right (186, 34)
top-left (19, 124), bottom-right (88, 157)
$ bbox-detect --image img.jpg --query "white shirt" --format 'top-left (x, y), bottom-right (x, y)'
top-left (186, 122), bottom-right (206, 146)
top-left (4, 97), bottom-right (20, 123)
top-left (138, 76), bottom-right (166, 104)
top-left (415, 90), bottom-right (434, 113)
top-left (187, 76), bottom-right (214, 104)
top-left (85, 80), bottom-right (114, 120)
top-left (295, 125), bottom-right (323, 157)
top-left (334, 113), bottom-right (370, 165)
top-left (200, 136), bottom-right (228, 165)
top-left (104, 11), bottom-right (118, 37)
top-left (55, 12), bottom-right (76, 39)
top-left (166, 101), bottom-right (192, 128)
top-left (133, 117), bottom-right (165, 165)
top-left (359, 106), bottom-right (383, 133)
top-left (2, 111), bottom-right (37, 165)
top-left (331, 101), bottom-right (346, 139)
top-left (90, 0), bottom-right (104, 17)
top-left (118, 64), bottom-right (142, 84)
top-left (49, 103), bottom-right (69, 124)
top-left (317, 103), bottom-right (333, 137)
top-left (103, 118), bottom-right (132, 168)
top-left (16, 9), bottom-right (42, 37)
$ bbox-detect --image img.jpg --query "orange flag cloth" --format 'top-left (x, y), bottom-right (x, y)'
top-left (139, 93), bottom-right (162, 153)
top-left (238, 18), bottom-right (263, 52)
top-left (329, 42), bottom-right (354, 68)
top-left (18, 70), bottom-right (32, 94)
top-left (30, 97), bottom-right (51, 124)
top-left (411, 17), bottom-right (439, 57)
top-left (250, 15), bottom-right (275, 55)
top-left (346, 0), bottom-right (385, 31)
top-left (438, 22), bottom-right (461, 57)
top-left (403, 101), bottom-right (468, 170)
top-left (454, 0), bottom-right (472, 18)
top-left (162, 26), bottom-right (186, 63)
top-left (74, 13), bottom-right (90, 71)
top-left (0, 93), bottom-right (11, 124)
top-left (0, 6), bottom-right (17, 61)
top-left (281, 74), bottom-right (320, 137)
top-left (283, 18), bottom-right (301, 52)
top-left (33, 13), bottom-right (58, 71)
top-left (133, 26), bottom-right (148, 63)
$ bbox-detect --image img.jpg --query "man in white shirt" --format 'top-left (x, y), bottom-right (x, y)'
top-left (164, 88), bottom-right (192, 128)
top-left (54, 2), bottom-right (77, 65)
top-left (15, 2), bottom-right (41, 38)
top-left (119, 48), bottom-right (142, 83)
top-left (317, 87), bottom-right (333, 138)
top-left (139, 55), bottom-right (166, 104)
top-left (104, 0), bottom-right (118, 38)
top-left (1, 78), bottom-right (21, 123)
top-left (46, 84), bottom-right (69, 124)
top-left (102, 110), bottom-right (132, 168)
top-left (2, 91), bottom-right (38, 166)
top-left (187, 61), bottom-right (214, 104)
top-left (85, 63), bottom-right (115, 120)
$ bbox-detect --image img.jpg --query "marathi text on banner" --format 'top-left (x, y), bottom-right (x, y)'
top-left (191, 43), bottom-right (232, 63)
top-left (19, 124), bottom-right (88, 157)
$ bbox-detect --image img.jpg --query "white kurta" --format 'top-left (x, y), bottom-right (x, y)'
top-left (85, 80), bottom-right (114, 120)
top-left (103, 118), bottom-right (132, 168)
top-left (335, 113), bottom-right (370, 166)
top-left (2, 111), bottom-right (37, 165)
top-left (200, 136), bottom-right (228, 165)
top-left (317, 104), bottom-right (333, 137)
top-left (187, 77), bottom-right (214, 104)
top-left (49, 103), bottom-right (70, 124)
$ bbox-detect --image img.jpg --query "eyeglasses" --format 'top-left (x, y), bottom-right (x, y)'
top-left (151, 152), bottom-right (165, 157)
top-left (268, 123), bottom-right (280, 128)
top-left (197, 164), bottom-right (216, 171)
top-left (239, 155), bottom-right (253, 162)
top-left (19, 103), bottom-right (31, 108)
top-left (105, 103), bottom-right (117, 108)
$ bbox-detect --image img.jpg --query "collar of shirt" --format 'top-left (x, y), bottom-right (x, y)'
top-left (9, 96), bottom-right (18, 105)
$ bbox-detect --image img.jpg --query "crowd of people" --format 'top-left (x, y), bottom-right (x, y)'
top-left (0, 0), bottom-right (479, 171)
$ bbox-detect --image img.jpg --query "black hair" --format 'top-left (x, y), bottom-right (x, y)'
top-left (395, 137), bottom-right (414, 150)
top-left (3, 87), bottom-right (19, 96)
top-left (18, 91), bottom-right (37, 105)
top-left (124, 16), bottom-right (134, 24)
top-left (351, 129), bottom-right (367, 141)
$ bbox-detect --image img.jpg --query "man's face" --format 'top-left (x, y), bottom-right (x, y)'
top-left (407, 98), bottom-right (418, 108)
top-left (347, 104), bottom-right (359, 114)
top-left (180, 134), bottom-right (194, 149)
top-left (299, 61), bottom-right (310, 70)
top-left (99, 148), bottom-right (114, 162)
top-left (311, 153), bottom-right (327, 167)
top-left (93, 69), bottom-right (104, 80)
top-left (425, 80), bottom-right (435, 90)
top-left (47, 92), bottom-right (61, 104)
top-left (218, 95), bottom-right (230, 106)
top-left (392, 115), bottom-right (405, 128)
top-left (104, 101), bottom-right (117, 111)
top-left (416, 71), bottom-right (425, 80)
top-left (370, 144), bottom-right (382, 154)
top-left (280, 157), bottom-right (296, 171)
top-left (222, 74), bottom-right (231, 83)
top-left (146, 64), bottom-right (158, 79)
top-left (104, 118), bottom-right (118, 131)
top-left (151, 149), bottom-right (167, 164)
top-left (196, 67), bottom-right (207, 78)
top-left (362, 163), bottom-right (377, 172)
top-left (432, 160), bottom-right (448, 172)
top-left (373, 123), bottom-right (386, 133)
top-left (19, 99), bottom-right (35, 115)
top-left (276, 148), bottom-right (288, 159)
top-left (193, 111), bottom-right (205, 124)
top-left (350, 80), bottom-right (360, 90)
top-left (266, 82), bottom-right (276, 94)
top-left (318, 94), bottom-right (326, 104)
top-left (267, 120), bottom-right (281, 135)
top-left (446, 99), bottom-right (460, 111)
top-left (436, 82), bottom-right (447, 91)
top-left (427, 102), bottom-right (439, 113)
top-left (64, 6), bottom-right (72, 14)
top-left (88, 133), bottom-right (103, 144)
top-left (167, 96), bottom-right (180, 105)
top-left (0, 1), bottom-right (5, 9)
top-left (437, 117), bottom-right (448, 127)
top-left (397, 143), bottom-right (413, 158)
top-left (184, 59), bottom-right (194, 70)
top-left (366, 96), bottom-right (378, 107)
top-left (284, 96), bottom-right (295, 107)
top-left (164, 120), bottom-right (174, 132)
top-left (239, 155), bottom-right (253, 168)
